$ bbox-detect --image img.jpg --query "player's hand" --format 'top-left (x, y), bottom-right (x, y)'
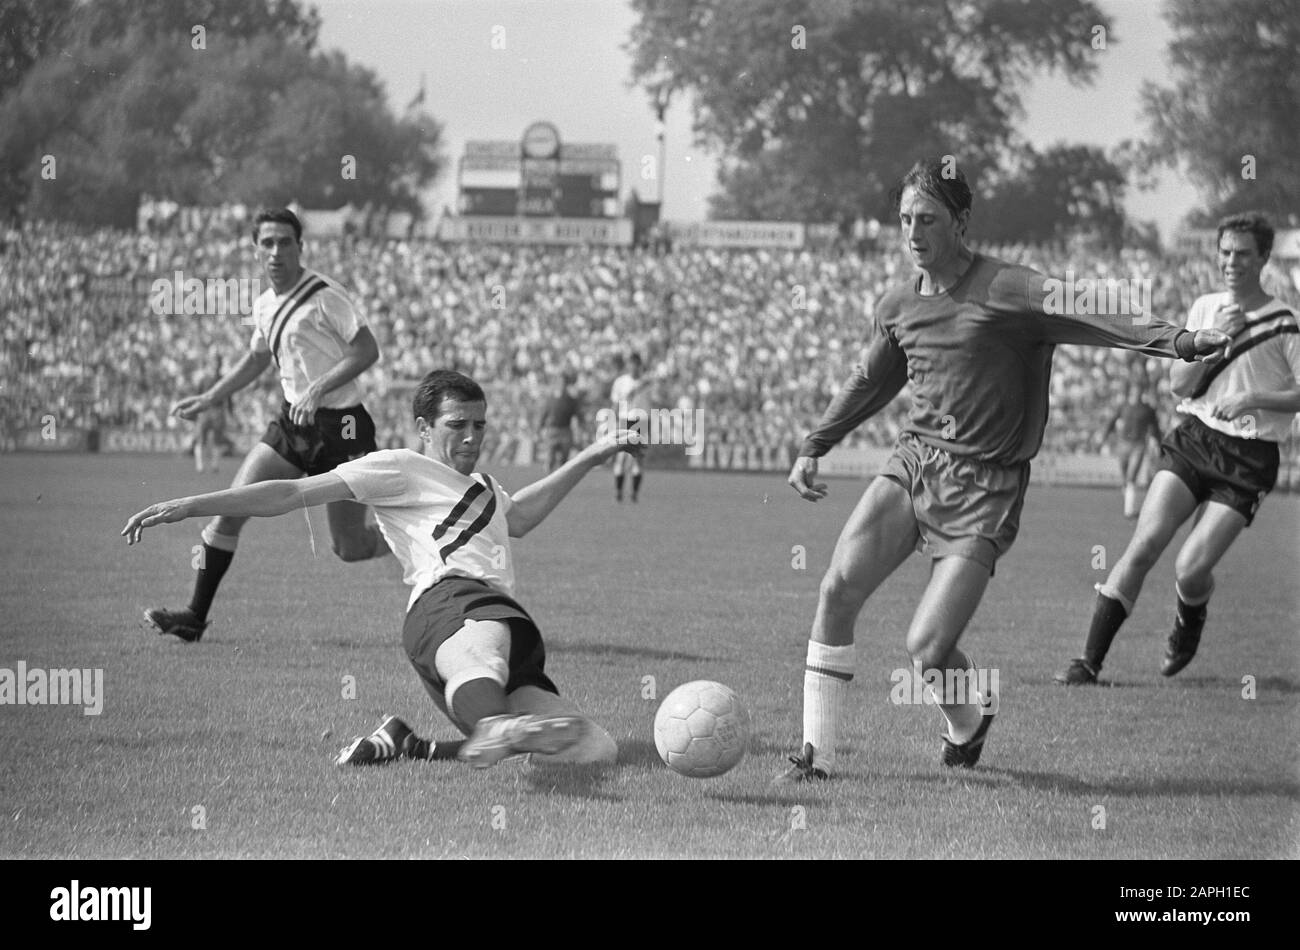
top-left (1213, 302), bottom-right (1247, 340)
top-left (289, 387), bottom-right (323, 427)
top-left (588, 428), bottom-right (645, 463)
top-left (1211, 392), bottom-right (1256, 422)
top-left (121, 499), bottom-right (192, 545)
top-left (788, 456), bottom-right (827, 502)
top-left (1191, 328), bottom-right (1231, 365)
top-left (172, 394), bottom-right (210, 421)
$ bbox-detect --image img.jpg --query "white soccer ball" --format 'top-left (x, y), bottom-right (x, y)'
top-left (653, 680), bottom-right (750, 778)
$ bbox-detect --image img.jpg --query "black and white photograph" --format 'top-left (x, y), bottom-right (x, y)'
top-left (1, 0), bottom-right (1296, 901)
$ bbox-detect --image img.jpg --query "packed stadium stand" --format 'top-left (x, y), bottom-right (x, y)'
top-left (3, 220), bottom-right (1298, 487)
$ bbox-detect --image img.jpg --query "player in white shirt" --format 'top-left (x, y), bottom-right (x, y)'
top-left (609, 353), bottom-right (648, 502)
top-left (1057, 212), bottom-right (1300, 684)
top-left (122, 369), bottom-right (640, 768)
top-left (145, 208), bottom-right (386, 643)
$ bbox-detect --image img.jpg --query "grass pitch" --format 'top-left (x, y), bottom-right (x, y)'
top-left (1, 452), bottom-right (1296, 859)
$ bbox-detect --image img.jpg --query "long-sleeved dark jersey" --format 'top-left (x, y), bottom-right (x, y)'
top-left (800, 254), bottom-right (1195, 466)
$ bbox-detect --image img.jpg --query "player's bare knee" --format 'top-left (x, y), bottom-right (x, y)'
top-left (1174, 548), bottom-right (1214, 590)
top-left (819, 569), bottom-right (866, 614)
top-left (905, 637), bottom-right (949, 674)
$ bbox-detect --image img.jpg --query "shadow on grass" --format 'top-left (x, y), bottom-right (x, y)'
top-left (546, 641), bottom-right (711, 662)
top-left (1024, 674), bottom-right (1300, 694)
top-left (977, 767), bottom-right (1300, 799)
top-left (522, 762), bottom-right (625, 802)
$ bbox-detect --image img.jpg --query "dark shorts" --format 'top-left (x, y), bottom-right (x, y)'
top-left (1158, 415), bottom-right (1278, 525)
top-left (402, 575), bottom-right (558, 704)
top-left (260, 401), bottom-right (377, 476)
top-left (545, 427), bottom-right (573, 456)
top-left (880, 432), bottom-right (1031, 574)
top-left (197, 411), bottom-right (225, 439)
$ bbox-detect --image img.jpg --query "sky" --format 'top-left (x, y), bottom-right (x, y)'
top-left (308, 0), bottom-right (1198, 240)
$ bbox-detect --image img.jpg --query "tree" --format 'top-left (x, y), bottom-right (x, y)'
top-left (628, 0), bottom-right (1110, 222)
top-left (0, 2), bottom-right (441, 226)
top-left (979, 144), bottom-right (1129, 249)
top-left (1138, 0), bottom-right (1300, 224)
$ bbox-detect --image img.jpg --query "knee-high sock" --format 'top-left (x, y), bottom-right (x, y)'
top-left (189, 526), bottom-right (238, 622)
top-left (933, 649), bottom-right (983, 744)
top-left (1083, 583), bottom-right (1133, 669)
top-left (803, 641), bottom-right (855, 774)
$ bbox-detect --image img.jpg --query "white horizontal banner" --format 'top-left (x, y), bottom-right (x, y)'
top-left (437, 216), bottom-right (632, 245)
top-left (667, 220), bottom-right (806, 248)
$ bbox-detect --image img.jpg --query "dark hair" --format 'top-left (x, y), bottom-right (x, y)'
top-left (889, 157), bottom-right (973, 228)
top-left (413, 369), bottom-right (486, 422)
top-left (1216, 211), bottom-right (1273, 260)
top-left (251, 207), bottom-right (303, 243)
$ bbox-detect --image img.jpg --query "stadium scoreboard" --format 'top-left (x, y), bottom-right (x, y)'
top-left (459, 121), bottom-right (620, 218)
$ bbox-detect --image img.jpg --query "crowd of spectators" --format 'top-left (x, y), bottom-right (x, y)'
top-left (3, 219), bottom-right (1298, 479)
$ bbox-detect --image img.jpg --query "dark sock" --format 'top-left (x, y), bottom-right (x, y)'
top-left (414, 738), bottom-right (464, 760)
top-left (1176, 595), bottom-right (1208, 629)
top-left (449, 677), bottom-right (508, 733)
top-left (615, 474), bottom-right (625, 498)
top-left (1083, 592), bottom-right (1129, 669)
top-left (632, 473), bottom-right (642, 498)
top-left (188, 544), bottom-right (235, 622)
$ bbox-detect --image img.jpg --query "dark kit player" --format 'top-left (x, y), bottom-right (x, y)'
top-left (775, 158), bottom-right (1230, 782)
top-left (1096, 380), bottom-right (1162, 518)
top-left (538, 370), bottom-right (584, 472)
top-left (145, 208), bottom-right (387, 642)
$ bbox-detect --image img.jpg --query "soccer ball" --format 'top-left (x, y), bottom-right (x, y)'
top-left (653, 680), bottom-right (750, 778)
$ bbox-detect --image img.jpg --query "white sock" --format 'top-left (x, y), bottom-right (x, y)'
top-left (803, 641), bottom-right (855, 774)
top-left (1123, 483), bottom-right (1139, 517)
top-left (936, 649), bottom-right (983, 744)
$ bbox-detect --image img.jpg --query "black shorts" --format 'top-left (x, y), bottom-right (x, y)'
top-left (401, 575), bottom-right (558, 703)
top-left (260, 402), bottom-right (377, 476)
top-left (197, 412), bottom-right (225, 439)
top-left (1158, 415), bottom-right (1279, 525)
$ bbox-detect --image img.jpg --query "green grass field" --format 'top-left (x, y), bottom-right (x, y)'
top-left (1, 452), bottom-right (1297, 859)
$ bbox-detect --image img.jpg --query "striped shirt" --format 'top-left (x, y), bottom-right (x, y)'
top-left (333, 449), bottom-right (515, 610)
top-left (248, 268), bottom-right (368, 408)
top-left (1177, 293), bottom-right (1300, 442)
top-left (802, 254), bottom-right (1196, 466)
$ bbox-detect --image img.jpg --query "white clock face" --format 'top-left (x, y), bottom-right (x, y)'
top-left (522, 122), bottom-right (560, 159)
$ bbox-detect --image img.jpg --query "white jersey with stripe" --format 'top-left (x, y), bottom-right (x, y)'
top-left (248, 268), bottom-right (368, 408)
top-left (1176, 292), bottom-right (1300, 442)
top-left (332, 449), bottom-right (516, 610)
top-left (610, 372), bottom-right (647, 413)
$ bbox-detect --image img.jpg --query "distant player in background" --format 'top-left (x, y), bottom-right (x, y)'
top-left (538, 370), bottom-right (584, 472)
top-left (775, 158), bottom-right (1230, 783)
top-left (144, 207), bottom-right (387, 643)
top-left (193, 355), bottom-right (232, 475)
top-left (1056, 212), bottom-right (1300, 685)
top-left (123, 369), bottom-right (637, 769)
top-left (610, 353), bottom-right (648, 502)
top-left (1096, 380), bottom-right (1162, 518)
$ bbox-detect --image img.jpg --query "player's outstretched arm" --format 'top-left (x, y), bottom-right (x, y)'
top-left (507, 431), bottom-right (642, 537)
top-left (173, 350), bottom-right (272, 420)
top-left (121, 473), bottom-right (354, 544)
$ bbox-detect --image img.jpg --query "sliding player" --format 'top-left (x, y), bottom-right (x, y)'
top-left (774, 158), bottom-right (1230, 782)
top-left (144, 208), bottom-right (387, 642)
top-left (1056, 212), bottom-right (1300, 684)
top-left (124, 370), bottom-right (633, 769)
